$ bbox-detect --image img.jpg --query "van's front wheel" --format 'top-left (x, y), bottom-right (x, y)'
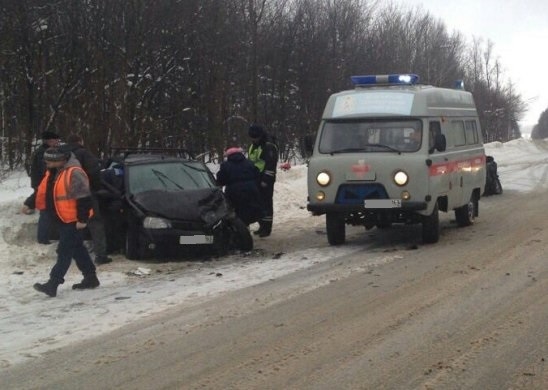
top-left (326, 212), bottom-right (345, 245)
top-left (422, 203), bottom-right (440, 244)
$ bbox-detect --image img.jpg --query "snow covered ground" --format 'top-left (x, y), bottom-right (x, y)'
top-left (0, 138), bottom-right (547, 369)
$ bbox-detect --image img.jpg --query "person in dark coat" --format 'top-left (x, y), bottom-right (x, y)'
top-left (216, 147), bottom-right (264, 226)
top-left (248, 124), bottom-right (279, 237)
top-left (63, 134), bottom-right (112, 264)
top-left (21, 131), bottom-right (61, 244)
top-left (97, 159), bottom-right (126, 253)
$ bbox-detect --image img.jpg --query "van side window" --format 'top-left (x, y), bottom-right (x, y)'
top-left (428, 121), bottom-right (441, 153)
top-left (452, 120), bottom-right (466, 146)
top-left (465, 120), bottom-right (479, 145)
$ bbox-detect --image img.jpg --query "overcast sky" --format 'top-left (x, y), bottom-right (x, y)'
top-left (392, 0), bottom-right (548, 130)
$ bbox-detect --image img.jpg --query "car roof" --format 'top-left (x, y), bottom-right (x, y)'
top-left (108, 147), bottom-right (197, 166)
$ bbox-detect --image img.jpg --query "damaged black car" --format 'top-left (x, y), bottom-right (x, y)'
top-left (99, 150), bottom-right (253, 260)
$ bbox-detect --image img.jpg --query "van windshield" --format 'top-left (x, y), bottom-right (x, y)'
top-left (319, 119), bottom-right (423, 154)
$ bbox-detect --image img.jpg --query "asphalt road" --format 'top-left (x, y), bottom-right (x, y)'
top-left (3, 188), bottom-right (547, 389)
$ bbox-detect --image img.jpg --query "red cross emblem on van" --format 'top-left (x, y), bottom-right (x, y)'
top-left (351, 161), bottom-right (370, 178)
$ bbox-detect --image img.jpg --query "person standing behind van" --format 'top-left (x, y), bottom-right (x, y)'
top-left (248, 124), bottom-right (278, 237)
top-left (64, 134), bottom-right (112, 265)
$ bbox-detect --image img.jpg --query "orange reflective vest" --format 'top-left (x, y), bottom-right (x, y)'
top-left (36, 166), bottom-right (93, 223)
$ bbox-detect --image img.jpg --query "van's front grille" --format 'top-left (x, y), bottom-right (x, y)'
top-left (335, 184), bottom-right (389, 205)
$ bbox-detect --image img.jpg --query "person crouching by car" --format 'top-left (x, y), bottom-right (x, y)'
top-left (33, 147), bottom-right (100, 298)
top-left (216, 147), bottom-right (264, 226)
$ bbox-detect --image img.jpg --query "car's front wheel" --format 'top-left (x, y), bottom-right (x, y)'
top-left (124, 217), bottom-right (145, 260)
top-left (227, 217), bottom-right (253, 252)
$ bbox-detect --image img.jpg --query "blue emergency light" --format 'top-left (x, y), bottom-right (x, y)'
top-left (351, 73), bottom-right (420, 86)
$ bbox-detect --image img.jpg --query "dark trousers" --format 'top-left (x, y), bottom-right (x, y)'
top-left (50, 221), bottom-right (96, 284)
top-left (87, 195), bottom-right (107, 258)
top-left (259, 182), bottom-right (274, 232)
top-left (37, 210), bottom-right (51, 243)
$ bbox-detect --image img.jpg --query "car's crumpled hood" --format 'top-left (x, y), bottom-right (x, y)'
top-left (130, 187), bottom-right (227, 220)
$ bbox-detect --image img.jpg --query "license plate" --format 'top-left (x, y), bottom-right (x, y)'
top-left (179, 235), bottom-right (214, 245)
top-left (364, 199), bottom-right (401, 208)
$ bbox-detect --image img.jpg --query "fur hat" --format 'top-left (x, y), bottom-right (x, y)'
top-left (40, 131), bottom-right (60, 140)
top-left (224, 147), bottom-right (244, 157)
top-left (43, 146), bottom-right (70, 162)
top-left (248, 124), bottom-right (265, 138)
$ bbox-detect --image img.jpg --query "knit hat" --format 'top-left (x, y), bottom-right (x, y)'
top-left (40, 131), bottom-right (60, 140)
top-left (43, 147), bottom-right (70, 162)
top-left (224, 147), bottom-right (244, 157)
top-left (248, 124), bottom-right (265, 138)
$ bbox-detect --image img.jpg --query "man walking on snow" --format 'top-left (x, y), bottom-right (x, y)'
top-left (33, 146), bottom-right (100, 297)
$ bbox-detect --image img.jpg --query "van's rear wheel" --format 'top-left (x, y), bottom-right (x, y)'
top-left (422, 203), bottom-right (440, 244)
top-left (326, 212), bottom-right (345, 246)
top-left (455, 197), bottom-right (476, 227)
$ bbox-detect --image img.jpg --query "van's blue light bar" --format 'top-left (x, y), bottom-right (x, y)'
top-left (351, 74), bottom-right (420, 86)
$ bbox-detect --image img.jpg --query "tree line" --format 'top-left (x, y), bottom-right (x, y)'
top-left (0, 0), bottom-right (527, 169)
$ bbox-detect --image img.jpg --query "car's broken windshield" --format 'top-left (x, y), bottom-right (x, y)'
top-left (128, 161), bottom-right (215, 194)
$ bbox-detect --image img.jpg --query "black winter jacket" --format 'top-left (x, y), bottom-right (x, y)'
top-left (29, 144), bottom-right (49, 189)
top-left (216, 152), bottom-right (264, 225)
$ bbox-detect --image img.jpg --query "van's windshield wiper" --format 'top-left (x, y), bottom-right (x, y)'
top-left (330, 144), bottom-right (401, 154)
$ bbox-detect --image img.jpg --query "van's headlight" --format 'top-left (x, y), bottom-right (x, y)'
top-left (143, 216), bottom-right (171, 229)
top-left (316, 171), bottom-right (331, 186)
top-left (394, 170), bottom-right (409, 186)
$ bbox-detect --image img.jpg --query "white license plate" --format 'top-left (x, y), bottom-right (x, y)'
top-left (179, 235), bottom-right (214, 245)
top-left (364, 199), bottom-right (401, 208)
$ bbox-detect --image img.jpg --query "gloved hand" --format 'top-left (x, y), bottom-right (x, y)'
top-left (76, 221), bottom-right (87, 230)
top-left (21, 205), bottom-right (34, 215)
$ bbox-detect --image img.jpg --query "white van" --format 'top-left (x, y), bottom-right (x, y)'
top-left (306, 74), bottom-right (486, 245)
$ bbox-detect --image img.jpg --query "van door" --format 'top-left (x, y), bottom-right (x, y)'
top-left (427, 121), bottom-right (451, 200)
top-left (449, 120), bottom-right (468, 206)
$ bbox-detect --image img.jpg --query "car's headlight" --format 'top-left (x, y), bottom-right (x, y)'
top-left (394, 170), bottom-right (409, 186)
top-left (316, 171), bottom-right (331, 186)
top-left (143, 216), bottom-right (171, 229)
top-left (202, 210), bottom-right (220, 225)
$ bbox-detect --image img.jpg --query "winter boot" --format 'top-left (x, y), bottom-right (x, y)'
top-left (253, 226), bottom-right (265, 236)
top-left (33, 279), bottom-right (60, 297)
top-left (257, 220), bottom-right (272, 237)
top-left (95, 255), bottom-right (112, 265)
top-left (72, 273), bottom-right (100, 290)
